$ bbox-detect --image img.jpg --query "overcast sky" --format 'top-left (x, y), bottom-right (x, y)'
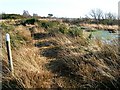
top-left (0, 0), bottom-right (119, 18)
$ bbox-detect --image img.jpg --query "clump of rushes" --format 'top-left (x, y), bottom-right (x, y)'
top-left (68, 26), bottom-right (83, 37)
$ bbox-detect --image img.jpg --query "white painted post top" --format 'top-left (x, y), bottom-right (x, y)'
top-left (6, 33), bottom-right (10, 41)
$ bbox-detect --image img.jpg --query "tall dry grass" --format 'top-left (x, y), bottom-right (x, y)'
top-left (44, 33), bottom-right (120, 89)
top-left (1, 20), bottom-right (120, 89)
top-left (2, 25), bottom-right (55, 89)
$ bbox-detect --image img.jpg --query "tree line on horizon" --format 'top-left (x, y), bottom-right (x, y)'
top-left (0, 9), bottom-right (118, 25)
top-left (63, 9), bottom-right (118, 25)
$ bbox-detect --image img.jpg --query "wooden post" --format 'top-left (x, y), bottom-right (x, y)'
top-left (6, 33), bottom-right (14, 75)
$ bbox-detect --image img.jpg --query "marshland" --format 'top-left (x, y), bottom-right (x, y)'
top-left (0, 11), bottom-right (120, 89)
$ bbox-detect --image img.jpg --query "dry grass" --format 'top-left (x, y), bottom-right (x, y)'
top-left (81, 23), bottom-right (118, 30)
top-left (2, 24), bottom-right (55, 88)
top-left (43, 32), bottom-right (120, 89)
top-left (1, 20), bottom-right (120, 89)
top-left (2, 45), bottom-right (56, 88)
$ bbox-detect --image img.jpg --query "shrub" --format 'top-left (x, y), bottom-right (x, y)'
top-left (47, 21), bottom-right (60, 28)
top-left (59, 24), bottom-right (68, 34)
top-left (37, 20), bottom-right (60, 29)
top-left (41, 21), bottom-right (49, 29)
top-left (69, 27), bottom-right (83, 37)
top-left (21, 18), bottom-right (38, 26)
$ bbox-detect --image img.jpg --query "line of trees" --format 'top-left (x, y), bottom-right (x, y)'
top-left (0, 13), bottom-right (24, 19)
top-left (86, 9), bottom-right (118, 25)
top-left (0, 9), bottom-right (118, 25)
top-left (0, 10), bottom-right (54, 19)
top-left (63, 9), bottom-right (118, 25)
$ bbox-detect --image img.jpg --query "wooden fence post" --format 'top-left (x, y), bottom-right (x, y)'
top-left (6, 33), bottom-right (14, 75)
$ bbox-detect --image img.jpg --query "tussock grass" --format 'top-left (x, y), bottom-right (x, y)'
top-left (43, 31), bottom-right (120, 89)
top-left (51, 37), bottom-right (120, 89)
top-left (1, 20), bottom-right (120, 89)
top-left (2, 46), bottom-right (55, 88)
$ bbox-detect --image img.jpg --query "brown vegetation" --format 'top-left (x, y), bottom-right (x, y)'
top-left (81, 23), bottom-right (118, 31)
top-left (1, 19), bottom-right (120, 89)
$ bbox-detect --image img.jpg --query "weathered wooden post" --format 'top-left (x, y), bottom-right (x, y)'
top-left (6, 33), bottom-right (14, 75)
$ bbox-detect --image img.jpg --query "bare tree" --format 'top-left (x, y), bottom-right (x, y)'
top-left (103, 12), bottom-right (117, 25)
top-left (105, 12), bottom-right (116, 20)
top-left (23, 10), bottom-right (30, 17)
top-left (89, 9), bottom-right (103, 24)
top-left (86, 9), bottom-right (117, 25)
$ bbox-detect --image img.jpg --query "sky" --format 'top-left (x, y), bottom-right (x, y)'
top-left (0, 0), bottom-right (119, 18)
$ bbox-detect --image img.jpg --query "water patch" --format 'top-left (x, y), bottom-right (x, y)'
top-left (91, 30), bottom-right (119, 44)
